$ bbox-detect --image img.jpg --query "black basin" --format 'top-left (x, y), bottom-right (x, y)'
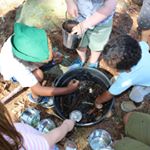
top-left (53, 68), bottom-right (114, 127)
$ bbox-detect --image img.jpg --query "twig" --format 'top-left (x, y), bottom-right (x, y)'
top-left (1, 86), bottom-right (24, 104)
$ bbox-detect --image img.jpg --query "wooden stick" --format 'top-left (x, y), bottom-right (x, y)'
top-left (1, 86), bottom-right (24, 104)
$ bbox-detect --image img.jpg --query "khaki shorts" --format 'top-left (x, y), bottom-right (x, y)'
top-left (114, 112), bottom-right (150, 150)
top-left (125, 112), bottom-right (150, 146)
top-left (79, 19), bottom-right (113, 51)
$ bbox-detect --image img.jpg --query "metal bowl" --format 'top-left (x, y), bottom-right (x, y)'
top-left (88, 129), bottom-right (112, 150)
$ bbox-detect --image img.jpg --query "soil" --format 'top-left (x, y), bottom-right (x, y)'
top-left (58, 69), bottom-right (109, 124)
top-left (0, 1), bottom-right (150, 150)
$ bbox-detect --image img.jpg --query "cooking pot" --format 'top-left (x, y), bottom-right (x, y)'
top-left (53, 68), bottom-right (114, 127)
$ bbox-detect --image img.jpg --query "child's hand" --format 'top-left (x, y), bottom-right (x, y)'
top-left (71, 22), bottom-right (88, 36)
top-left (66, 0), bottom-right (78, 17)
top-left (52, 51), bottom-right (64, 64)
top-left (95, 97), bottom-right (103, 109)
top-left (67, 79), bottom-right (79, 91)
top-left (63, 119), bottom-right (75, 132)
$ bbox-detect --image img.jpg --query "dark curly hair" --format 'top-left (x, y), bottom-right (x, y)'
top-left (102, 35), bottom-right (141, 71)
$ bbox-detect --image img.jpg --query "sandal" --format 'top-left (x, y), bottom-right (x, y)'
top-left (69, 58), bottom-right (84, 70)
top-left (87, 62), bottom-right (98, 68)
top-left (27, 93), bottom-right (54, 108)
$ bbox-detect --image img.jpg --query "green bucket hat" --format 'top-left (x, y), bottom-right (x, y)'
top-left (12, 23), bottom-right (50, 62)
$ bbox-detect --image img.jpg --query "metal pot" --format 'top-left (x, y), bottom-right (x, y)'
top-left (62, 20), bottom-right (81, 49)
top-left (53, 68), bottom-right (114, 127)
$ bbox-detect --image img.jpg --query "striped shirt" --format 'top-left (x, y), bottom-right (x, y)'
top-left (14, 123), bottom-right (55, 150)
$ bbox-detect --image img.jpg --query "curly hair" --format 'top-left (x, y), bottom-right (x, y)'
top-left (102, 35), bottom-right (142, 71)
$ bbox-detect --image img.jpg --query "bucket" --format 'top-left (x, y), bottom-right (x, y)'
top-left (62, 20), bottom-right (81, 49)
top-left (53, 68), bottom-right (114, 127)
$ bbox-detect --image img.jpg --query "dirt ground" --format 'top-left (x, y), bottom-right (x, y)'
top-left (0, 0), bottom-right (150, 149)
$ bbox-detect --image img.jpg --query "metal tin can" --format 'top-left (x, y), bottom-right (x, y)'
top-left (88, 129), bottom-right (112, 150)
top-left (64, 140), bottom-right (77, 150)
top-left (36, 118), bottom-right (56, 133)
top-left (20, 108), bottom-right (40, 127)
top-left (69, 110), bottom-right (82, 122)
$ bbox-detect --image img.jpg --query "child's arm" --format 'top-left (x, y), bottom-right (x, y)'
top-left (84, 0), bottom-right (117, 27)
top-left (95, 91), bottom-right (113, 109)
top-left (43, 119), bottom-right (75, 147)
top-left (31, 79), bottom-right (79, 97)
top-left (72, 0), bottom-right (117, 35)
top-left (65, 0), bottom-right (78, 17)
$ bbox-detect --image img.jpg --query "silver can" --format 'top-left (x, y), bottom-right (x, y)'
top-left (36, 118), bottom-right (56, 133)
top-left (20, 108), bottom-right (40, 127)
top-left (69, 110), bottom-right (82, 122)
top-left (64, 140), bottom-right (77, 150)
top-left (88, 129), bottom-right (112, 150)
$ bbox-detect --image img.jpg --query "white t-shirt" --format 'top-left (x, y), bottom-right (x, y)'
top-left (0, 36), bottom-right (38, 87)
top-left (109, 41), bottom-right (150, 95)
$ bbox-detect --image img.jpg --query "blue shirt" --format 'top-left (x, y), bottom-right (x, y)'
top-left (109, 41), bottom-right (150, 95)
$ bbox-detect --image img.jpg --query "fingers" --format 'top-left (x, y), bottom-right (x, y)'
top-left (64, 119), bottom-right (75, 131)
top-left (95, 103), bottom-right (103, 109)
top-left (71, 24), bottom-right (82, 35)
top-left (71, 23), bottom-right (87, 36)
top-left (66, 2), bottom-right (78, 18)
top-left (52, 51), bottom-right (64, 64)
top-left (95, 98), bottom-right (103, 109)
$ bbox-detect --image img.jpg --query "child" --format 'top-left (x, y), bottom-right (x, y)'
top-left (95, 35), bottom-right (150, 112)
top-left (0, 23), bottom-right (79, 106)
top-left (132, 0), bottom-right (150, 46)
top-left (114, 112), bottom-right (150, 150)
top-left (65, 0), bottom-right (116, 68)
top-left (0, 101), bottom-right (75, 150)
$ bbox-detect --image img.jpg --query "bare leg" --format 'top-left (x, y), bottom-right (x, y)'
top-left (32, 68), bottom-right (44, 82)
top-left (76, 48), bottom-right (87, 63)
top-left (88, 51), bottom-right (101, 64)
top-left (123, 112), bottom-right (133, 125)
